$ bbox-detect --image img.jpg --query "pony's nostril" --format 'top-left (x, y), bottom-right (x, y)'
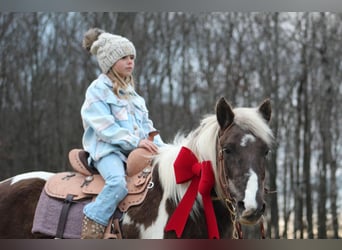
top-left (237, 201), bottom-right (245, 211)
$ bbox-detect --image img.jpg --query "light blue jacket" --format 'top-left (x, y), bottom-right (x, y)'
top-left (81, 74), bottom-right (164, 162)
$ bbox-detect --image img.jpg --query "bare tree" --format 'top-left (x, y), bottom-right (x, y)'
top-left (301, 13), bottom-right (314, 239)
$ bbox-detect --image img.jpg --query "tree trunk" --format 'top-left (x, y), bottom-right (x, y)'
top-left (302, 14), bottom-right (313, 238)
top-left (316, 13), bottom-right (330, 239)
top-left (294, 60), bottom-right (303, 239)
top-left (267, 13), bottom-right (280, 239)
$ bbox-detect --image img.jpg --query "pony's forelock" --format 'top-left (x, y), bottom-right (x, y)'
top-left (233, 107), bottom-right (274, 147)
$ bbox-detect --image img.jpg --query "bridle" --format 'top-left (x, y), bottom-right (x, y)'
top-left (216, 122), bottom-right (241, 239)
top-left (216, 122), bottom-right (266, 239)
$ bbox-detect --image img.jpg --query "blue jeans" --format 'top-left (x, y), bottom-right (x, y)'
top-left (83, 153), bottom-right (128, 226)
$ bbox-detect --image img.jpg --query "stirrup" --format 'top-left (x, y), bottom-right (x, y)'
top-left (104, 217), bottom-right (122, 239)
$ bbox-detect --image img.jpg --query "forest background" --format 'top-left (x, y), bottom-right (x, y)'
top-left (0, 12), bottom-right (341, 239)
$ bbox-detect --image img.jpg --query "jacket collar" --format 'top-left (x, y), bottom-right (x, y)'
top-left (99, 74), bottom-right (113, 88)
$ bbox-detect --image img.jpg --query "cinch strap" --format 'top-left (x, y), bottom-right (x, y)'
top-left (55, 194), bottom-right (75, 239)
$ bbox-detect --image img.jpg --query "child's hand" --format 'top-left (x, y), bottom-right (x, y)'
top-left (138, 139), bottom-right (158, 154)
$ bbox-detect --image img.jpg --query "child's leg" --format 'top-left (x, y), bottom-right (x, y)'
top-left (83, 153), bottom-right (128, 226)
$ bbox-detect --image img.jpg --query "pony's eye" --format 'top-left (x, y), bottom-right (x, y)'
top-left (222, 146), bottom-right (232, 154)
top-left (264, 149), bottom-right (270, 157)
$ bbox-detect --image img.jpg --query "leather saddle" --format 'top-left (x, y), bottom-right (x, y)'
top-left (45, 148), bottom-right (154, 211)
top-left (43, 147), bottom-right (155, 239)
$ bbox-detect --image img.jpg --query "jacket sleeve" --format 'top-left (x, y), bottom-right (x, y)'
top-left (140, 104), bottom-right (165, 147)
top-left (81, 86), bottom-right (140, 152)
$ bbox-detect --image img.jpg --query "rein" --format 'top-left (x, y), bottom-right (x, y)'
top-left (216, 123), bottom-right (266, 239)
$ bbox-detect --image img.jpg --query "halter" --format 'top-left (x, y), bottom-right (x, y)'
top-left (216, 122), bottom-right (266, 239)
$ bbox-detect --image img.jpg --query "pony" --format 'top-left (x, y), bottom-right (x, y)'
top-left (0, 97), bottom-right (273, 239)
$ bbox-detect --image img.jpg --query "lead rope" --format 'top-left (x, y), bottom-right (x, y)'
top-left (224, 197), bottom-right (240, 239)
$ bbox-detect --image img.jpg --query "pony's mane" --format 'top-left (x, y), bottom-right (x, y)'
top-left (153, 106), bottom-right (274, 210)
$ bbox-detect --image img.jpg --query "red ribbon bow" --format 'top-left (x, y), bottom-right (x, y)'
top-left (164, 146), bottom-right (219, 239)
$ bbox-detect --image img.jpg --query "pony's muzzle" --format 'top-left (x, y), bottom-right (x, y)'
top-left (237, 201), bottom-right (266, 224)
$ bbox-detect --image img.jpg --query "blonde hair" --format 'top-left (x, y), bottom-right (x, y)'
top-left (107, 68), bottom-right (135, 98)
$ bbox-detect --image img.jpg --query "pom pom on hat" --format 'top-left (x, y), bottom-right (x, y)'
top-left (84, 29), bottom-right (136, 73)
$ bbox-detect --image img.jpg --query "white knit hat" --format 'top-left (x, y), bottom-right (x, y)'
top-left (90, 32), bottom-right (136, 73)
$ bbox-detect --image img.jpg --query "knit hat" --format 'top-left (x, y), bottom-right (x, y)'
top-left (89, 32), bottom-right (136, 73)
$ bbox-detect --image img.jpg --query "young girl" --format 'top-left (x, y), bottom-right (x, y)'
top-left (80, 28), bottom-right (164, 239)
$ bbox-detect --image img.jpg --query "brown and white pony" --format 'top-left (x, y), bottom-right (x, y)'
top-left (0, 97), bottom-right (274, 239)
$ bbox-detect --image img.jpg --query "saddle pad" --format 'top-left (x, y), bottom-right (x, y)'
top-left (32, 189), bottom-right (90, 238)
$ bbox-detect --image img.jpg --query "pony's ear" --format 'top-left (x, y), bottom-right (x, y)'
top-left (258, 98), bottom-right (272, 123)
top-left (216, 97), bottom-right (234, 131)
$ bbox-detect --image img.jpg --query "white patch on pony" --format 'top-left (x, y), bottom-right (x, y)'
top-left (243, 169), bottom-right (258, 210)
top-left (10, 171), bottom-right (54, 185)
top-left (122, 196), bottom-right (170, 239)
top-left (139, 196), bottom-right (170, 238)
top-left (240, 134), bottom-right (256, 147)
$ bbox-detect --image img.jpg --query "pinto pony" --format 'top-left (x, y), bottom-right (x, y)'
top-left (0, 97), bottom-right (273, 239)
